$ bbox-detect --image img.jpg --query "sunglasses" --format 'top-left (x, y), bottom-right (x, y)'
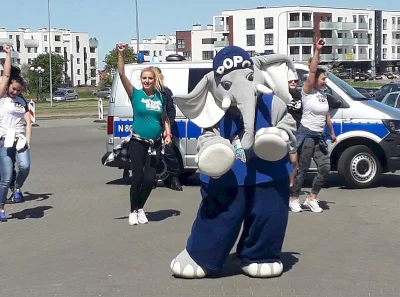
top-left (289, 80), bottom-right (299, 83)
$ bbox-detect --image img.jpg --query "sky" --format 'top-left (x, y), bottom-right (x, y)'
top-left (1, 0), bottom-right (399, 69)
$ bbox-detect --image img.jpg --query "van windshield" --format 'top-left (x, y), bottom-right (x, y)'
top-left (327, 72), bottom-right (368, 100)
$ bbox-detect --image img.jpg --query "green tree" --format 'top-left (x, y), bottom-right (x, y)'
top-left (100, 74), bottom-right (113, 87)
top-left (27, 53), bottom-right (68, 96)
top-left (103, 45), bottom-right (136, 72)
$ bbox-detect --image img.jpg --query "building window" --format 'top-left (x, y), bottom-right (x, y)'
top-left (392, 46), bottom-right (396, 53)
top-left (338, 33), bottom-right (343, 38)
top-left (27, 47), bottom-right (32, 53)
top-left (202, 51), bottom-right (214, 60)
top-left (177, 39), bottom-right (185, 49)
top-left (246, 34), bottom-right (255, 46)
top-left (369, 18), bottom-right (373, 30)
top-left (289, 47), bottom-right (300, 55)
top-left (290, 13), bottom-right (300, 21)
top-left (159, 50), bottom-right (162, 56)
top-left (45, 47), bottom-right (48, 53)
top-left (353, 32), bottom-right (358, 38)
top-left (383, 34), bottom-right (387, 44)
top-left (353, 16), bottom-right (357, 23)
top-left (264, 34), bottom-right (273, 45)
top-left (55, 35), bottom-right (61, 41)
top-left (55, 47), bottom-right (61, 53)
top-left (90, 47), bottom-right (96, 53)
top-left (28, 58), bottom-right (32, 65)
top-left (44, 35), bottom-right (48, 41)
top-left (153, 50), bottom-right (156, 56)
top-left (91, 80), bottom-right (96, 86)
top-left (78, 80), bottom-right (81, 85)
top-left (91, 69), bottom-right (96, 77)
top-left (90, 58), bottom-right (96, 67)
top-left (383, 48), bottom-right (387, 59)
top-left (368, 34), bottom-right (372, 44)
top-left (246, 18), bottom-right (255, 30)
top-left (77, 58), bottom-right (80, 64)
top-left (202, 38), bottom-right (217, 44)
top-left (264, 17), bottom-right (273, 29)
top-left (338, 48), bottom-right (343, 54)
top-left (383, 19), bottom-right (388, 30)
top-left (338, 17), bottom-right (343, 22)
top-left (369, 48), bottom-right (372, 59)
top-left (302, 46), bottom-right (311, 54)
top-left (77, 69), bottom-right (81, 75)
top-left (247, 51), bottom-right (255, 57)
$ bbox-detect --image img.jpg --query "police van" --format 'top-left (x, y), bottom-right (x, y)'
top-left (101, 60), bottom-right (400, 189)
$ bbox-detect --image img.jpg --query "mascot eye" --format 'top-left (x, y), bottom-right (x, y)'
top-left (246, 73), bottom-right (254, 81)
top-left (221, 81), bottom-right (232, 91)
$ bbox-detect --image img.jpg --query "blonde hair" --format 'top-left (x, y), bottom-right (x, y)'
top-left (140, 67), bottom-right (164, 93)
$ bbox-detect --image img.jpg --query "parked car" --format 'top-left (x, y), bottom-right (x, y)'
top-left (353, 87), bottom-right (371, 98)
top-left (384, 73), bottom-right (395, 80)
top-left (92, 87), bottom-right (111, 98)
top-left (375, 74), bottom-right (384, 80)
top-left (381, 91), bottom-right (400, 108)
top-left (374, 83), bottom-right (400, 101)
top-left (52, 89), bottom-right (79, 101)
top-left (364, 87), bottom-right (379, 98)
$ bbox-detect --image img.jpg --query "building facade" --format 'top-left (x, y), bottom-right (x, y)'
top-left (0, 27), bottom-right (99, 86)
top-left (130, 34), bottom-right (178, 62)
top-left (208, 6), bottom-right (400, 73)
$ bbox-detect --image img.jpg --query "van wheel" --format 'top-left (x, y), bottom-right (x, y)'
top-left (156, 158), bottom-right (169, 181)
top-left (337, 145), bottom-right (381, 189)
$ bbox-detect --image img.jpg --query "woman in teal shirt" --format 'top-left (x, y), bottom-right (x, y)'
top-left (117, 43), bottom-right (172, 226)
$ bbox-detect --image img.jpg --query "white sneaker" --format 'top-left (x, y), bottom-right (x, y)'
top-left (289, 198), bottom-right (303, 212)
top-left (303, 198), bottom-right (323, 213)
top-left (129, 211), bottom-right (139, 225)
top-left (137, 209), bottom-right (148, 224)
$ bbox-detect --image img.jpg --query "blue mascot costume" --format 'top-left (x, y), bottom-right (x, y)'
top-left (170, 46), bottom-right (298, 278)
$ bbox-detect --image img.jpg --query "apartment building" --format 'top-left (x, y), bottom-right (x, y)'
top-left (0, 27), bottom-right (99, 86)
top-left (176, 24), bottom-right (225, 60)
top-left (130, 34), bottom-right (178, 62)
top-left (207, 6), bottom-right (400, 73)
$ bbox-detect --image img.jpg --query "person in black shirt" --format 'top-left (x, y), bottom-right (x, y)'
top-left (286, 78), bottom-right (302, 189)
top-left (155, 67), bottom-right (183, 191)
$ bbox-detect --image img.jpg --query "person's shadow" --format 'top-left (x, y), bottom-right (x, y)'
top-left (9, 206), bottom-right (53, 220)
top-left (22, 191), bottom-right (53, 202)
top-left (114, 209), bottom-right (180, 222)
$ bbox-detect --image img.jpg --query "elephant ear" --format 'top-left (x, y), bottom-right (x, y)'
top-left (172, 72), bottom-right (225, 128)
top-left (252, 54), bottom-right (299, 104)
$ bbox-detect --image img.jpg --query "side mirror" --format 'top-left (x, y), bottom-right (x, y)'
top-left (326, 93), bottom-right (344, 108)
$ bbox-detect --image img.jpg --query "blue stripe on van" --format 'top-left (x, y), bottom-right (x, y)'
top-left (341, 121), bottom-right (389, 138)
top-left (187, 121), bottom-right (202, 139)
top-left (176, 120), bottom-right (186, 139)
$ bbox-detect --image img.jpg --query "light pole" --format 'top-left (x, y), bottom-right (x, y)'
top-left (135, 0), bottom-right (140, 60)
top-left (30, 66), bottom-right (44, 101)
top-left (48, 0), bottom-right (53, 107)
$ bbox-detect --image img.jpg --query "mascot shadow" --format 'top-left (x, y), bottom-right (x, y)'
top-left (9, 206), bottom-right (53, 220)
top-left (205, 252), bottom-right (300, 279)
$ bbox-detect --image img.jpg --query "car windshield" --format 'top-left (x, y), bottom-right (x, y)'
top-left (54, 91), bottom-right (66, 95)
top-left (327, 72), bottom-right (368, 100)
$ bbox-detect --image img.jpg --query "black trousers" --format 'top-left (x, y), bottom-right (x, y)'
top-left (163, 138), bottom-right (180, 176)
top-left (129, 138), bottom-right (160, 212)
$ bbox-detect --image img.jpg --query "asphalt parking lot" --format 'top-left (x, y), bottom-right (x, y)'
top-left (1, 118), bottom-right (399, 297)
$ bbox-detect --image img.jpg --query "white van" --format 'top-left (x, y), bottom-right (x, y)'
top-left (101, 61), bottom-right (400, 189)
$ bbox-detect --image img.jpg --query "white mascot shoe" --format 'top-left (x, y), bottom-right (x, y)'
top-left (240, 260), bottom-right (284, 278)
top-left (197, 143), bottom-right (235, 178)
top-left (170, 249), bottom-right (208, 279)
top-left (254, 127), bottom-right (289, 161)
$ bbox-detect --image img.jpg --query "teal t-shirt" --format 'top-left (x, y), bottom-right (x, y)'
top-left (131, 88), bottom-right (165, 140)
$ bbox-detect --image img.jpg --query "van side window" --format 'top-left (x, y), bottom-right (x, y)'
top-left (188, 68), bottom-right (213, 93)
top-left (385, 93), bottom-right (398, 107)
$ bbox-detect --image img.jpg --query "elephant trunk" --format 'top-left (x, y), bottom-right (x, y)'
top-left (236, 96), bottom-right (257, 150)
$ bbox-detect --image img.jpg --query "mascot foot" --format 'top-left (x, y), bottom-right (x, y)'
top-left (254, 127), bottom-right (289, 161)
top-left (170, 249), bottom-right (208, 279)
top-left (197, 139), bottom-right (235, 178)
top-left (240, 260), bottom-right (284, 278)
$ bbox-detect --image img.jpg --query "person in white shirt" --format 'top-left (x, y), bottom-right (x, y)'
top-left (0, 45), bottom-right (32, 222)
top-left (289, 38), bottom-right (336, 213)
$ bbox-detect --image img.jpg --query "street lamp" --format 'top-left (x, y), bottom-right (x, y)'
top-left (135, 0), bottom-right (141, 62)
top-left (48, 0), bottom-right (53, 107)
top-left (30, 66), bottom-right (44, 101)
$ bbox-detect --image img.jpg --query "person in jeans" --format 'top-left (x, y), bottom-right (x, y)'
top-left (153, 67), bottom-right (183, 191)
top-left (286, 78), bottom-right (302, 188)
top-left (117, 43), bottom-right (172, 225)
top-left (0, 45), bottom-right (32, 222)
top-left (289, 38), bottom-right (336, 213)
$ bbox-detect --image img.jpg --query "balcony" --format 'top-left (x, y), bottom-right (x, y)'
top-left (165, 44), bottom-right (176, 51)
top-left (89, 38), bottom-right (98, 48)
top-left (288, 21), bottom-right (313, 29)
top-left (0, 38), bottom-right (13, 46)
top-left (0, 51), bottom-right (19, 59)
top-left (358, 53), bottom-right (369, 60)
top-left (214, 40), bottom-right (229, 48)
top-left (214, 24), bottom-right (229, 32)
top-left (355, 23), bottom-right (369, 30)
top-left (319, 54), bottom-right (334, 61)
top-left (392, 39), bottom-right (400, 45)
top-left (324, 38), bottom-right (368, 46)
top-left (24, 39), bottom-right (39, 47)
top-left (320, 22), bottom-right (356, 30)
top-left (288, 37), bottom-right (313, 44)
top-left (289, 54), bottom-right (312, 62)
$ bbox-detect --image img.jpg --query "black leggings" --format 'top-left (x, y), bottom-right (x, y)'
top-left (129, 138), bottom-right (160, 212)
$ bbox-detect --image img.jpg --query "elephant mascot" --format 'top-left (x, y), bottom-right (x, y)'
top-left (170, 46), bottom-right (298, 279)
